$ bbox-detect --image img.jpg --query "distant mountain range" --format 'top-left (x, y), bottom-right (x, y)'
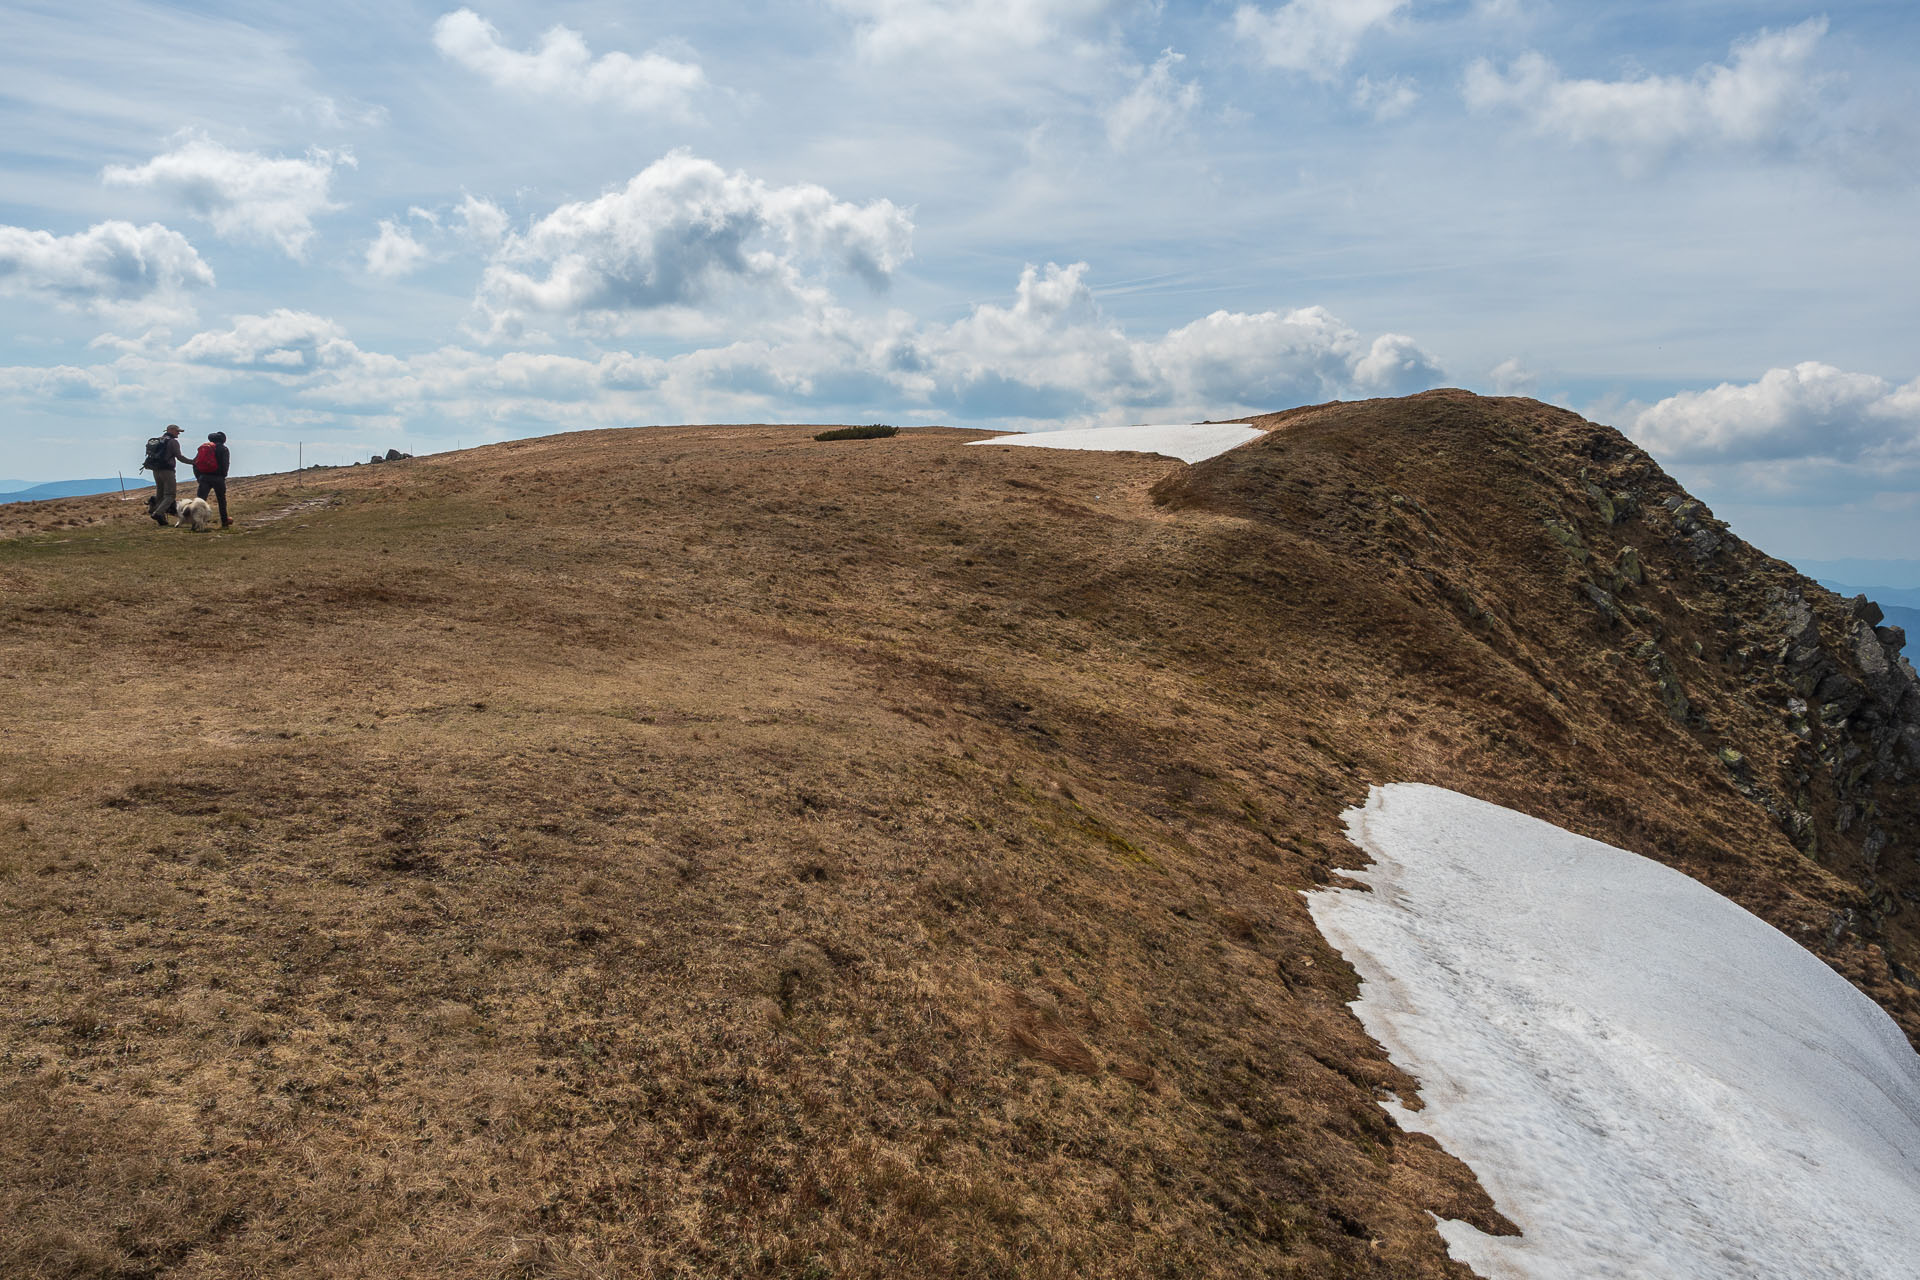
top-left (0, 477), bottom-right (134, 504)
top-left (1799, 558), bottom-right (1920, 590)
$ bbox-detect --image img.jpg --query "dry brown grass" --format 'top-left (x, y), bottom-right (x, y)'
top-left (0, 399), bottom-right (1912, 1278)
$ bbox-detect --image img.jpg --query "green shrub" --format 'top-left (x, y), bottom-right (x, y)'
top-left (813, 425), bottom-right (898, 442)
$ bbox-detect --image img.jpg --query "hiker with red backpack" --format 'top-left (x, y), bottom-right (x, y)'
top-left (140, 424), bottom-right (189, 526)
top-left (192, 431), bottom-right (232, 529)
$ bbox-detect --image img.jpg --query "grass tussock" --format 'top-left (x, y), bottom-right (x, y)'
top-left (813, 425), bottom-right (898, 441)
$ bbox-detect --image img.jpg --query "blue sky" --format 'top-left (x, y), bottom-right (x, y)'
top-left (4, 1), bottom-right (1919, 561)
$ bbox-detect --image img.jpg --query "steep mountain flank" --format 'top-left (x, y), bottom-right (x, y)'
top-left (1165, 391), bottom-right (1920, 1012)
top-left (1, 394), bottom-right (1914, 1279)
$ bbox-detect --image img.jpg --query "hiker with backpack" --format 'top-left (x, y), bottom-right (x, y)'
top-left (192, 431), bottom-right (232, 528)
top-left (141, 424), bottom-right (189, 526)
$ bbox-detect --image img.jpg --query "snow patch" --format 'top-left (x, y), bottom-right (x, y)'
top-left (964, 422), bottom-right (1263, 464)
top-left (1309, 783), bottom-right (1920, 1280)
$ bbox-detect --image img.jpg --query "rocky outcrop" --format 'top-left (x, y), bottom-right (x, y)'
top-left (1542, 424), bottom-right (1920, 985)
top-left (1156, 388), bottom-right (1920, 1015)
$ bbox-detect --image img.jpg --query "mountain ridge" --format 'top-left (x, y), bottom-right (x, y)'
top-left (1, 392), bottom-right (1915, 1278)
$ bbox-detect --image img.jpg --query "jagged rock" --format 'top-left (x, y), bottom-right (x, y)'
top-left (1814, 672), bottom-right (1865, 718)
top-left (385, 448), bottom-right (414, 462)
top-left (1772, 592), bottom-right (1820, 649)
top-left (1849, 595), bottom-right (1885, 627)
top-left (1584, 582), bottom-right (1621, 622)
top-left (1547, 519), bottom-right (1589, 563)
top-left (1615, 546), bottom-right (1645, 586)
top-left (1789, 641), bottom-right (1828, 672)
top-left (1685, 526), bottom-right (1722, 564)
top-left (1863, 828), bottom-right (1889, 867)
top-left (1852, 621), bottom-right (1908, 705)
top-left (1788, 808), bottom-right (1814, 844)
top-left (1614, 634), bottom-right (1694, 724)
top-left (1585, 482), bottom-right (1617, 525)
top-left (1661, 495), bottom-right (1723, 563)
top-left (1878, 625), bottom-right (1907, 651)
top-left (1792, 661), bottom-right (1834, 700)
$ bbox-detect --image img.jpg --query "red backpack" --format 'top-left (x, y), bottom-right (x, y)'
top-left (193, 443), bottom-right (219, 474)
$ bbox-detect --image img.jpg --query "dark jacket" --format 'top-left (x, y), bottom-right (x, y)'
top-left (153, 436), bottom-right (188, 473)
top-left (194, 443), bottom-right (231, 479)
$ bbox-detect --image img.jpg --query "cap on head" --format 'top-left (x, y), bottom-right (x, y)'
top-left (164, 424), bottom-right (182, 435)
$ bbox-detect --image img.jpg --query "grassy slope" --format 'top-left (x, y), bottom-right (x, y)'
top-left (1, 397), bottom-right (1914, 1279)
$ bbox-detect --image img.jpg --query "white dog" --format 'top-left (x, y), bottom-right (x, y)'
top-left (175, 496), bottom-right (215, 532)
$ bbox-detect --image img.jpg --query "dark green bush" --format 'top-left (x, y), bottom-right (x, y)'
top-left (813, 425), bottom-right (898, 441)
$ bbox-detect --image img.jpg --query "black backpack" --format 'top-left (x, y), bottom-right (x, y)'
top-left (141, 436), bottom-right (169, 471)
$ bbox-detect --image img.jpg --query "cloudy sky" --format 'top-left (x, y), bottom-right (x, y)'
top-left (4, 1), bottom-right (1918, 562)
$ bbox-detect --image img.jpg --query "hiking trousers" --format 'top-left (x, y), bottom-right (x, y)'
top-left (196, 475), bottom-right (228, 523)
top-left (148, 470), bottom-right (177, 522)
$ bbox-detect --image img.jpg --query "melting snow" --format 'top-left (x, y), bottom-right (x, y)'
top-left (1309, 783), bottom-right (1920, 1280)
top-left (964, 422), bottom-right (1263, 464)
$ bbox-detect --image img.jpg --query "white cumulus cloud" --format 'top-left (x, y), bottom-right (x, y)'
top-left (1625, 362), bottom-right (1920, 464)
top-left (1146, 300), bottom-right (1442, 406)
top-left (175, 309), bottom-right (363, 373)
top-left (122, 262), bottom-right (1441, 437)
top-left (363, 194), bottom-right (512, 279)
top-left (472, 150), bottom-right (914, 341)
top-left (432, 9), bottom-right (707, 117)
top-left (455, 194), bottom-right (510, 248)
top-left (0, 364), bottom-right (118, 399)
top-left (1490, 357), bottom-right (1537, 395)
top-left (894, 262), bottom-right (1444, 420)
top-left (1106, 50), bottom-right (1202, 150)
top-left (1464, 18), bottom-right (1827, 156)
top-left (103, 134), bottom-right (351, 259)
top-left (0, 220), bottom-right (213, 320)
top-left (366, 220), bottom-right (430, 278)
top-left (830, 0), bottom-right (1114, 60)
top-left (1234, 0), bottom-right (1409, 81)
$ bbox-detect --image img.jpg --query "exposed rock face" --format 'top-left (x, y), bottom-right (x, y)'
top-left (1157, 389), bottom-right (1920, 1014)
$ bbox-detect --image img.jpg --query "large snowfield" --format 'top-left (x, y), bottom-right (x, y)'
top-left (1310, 784), bottom-right (1920, 1279)
top-left (964, 422), bottom-right (1264, 463)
